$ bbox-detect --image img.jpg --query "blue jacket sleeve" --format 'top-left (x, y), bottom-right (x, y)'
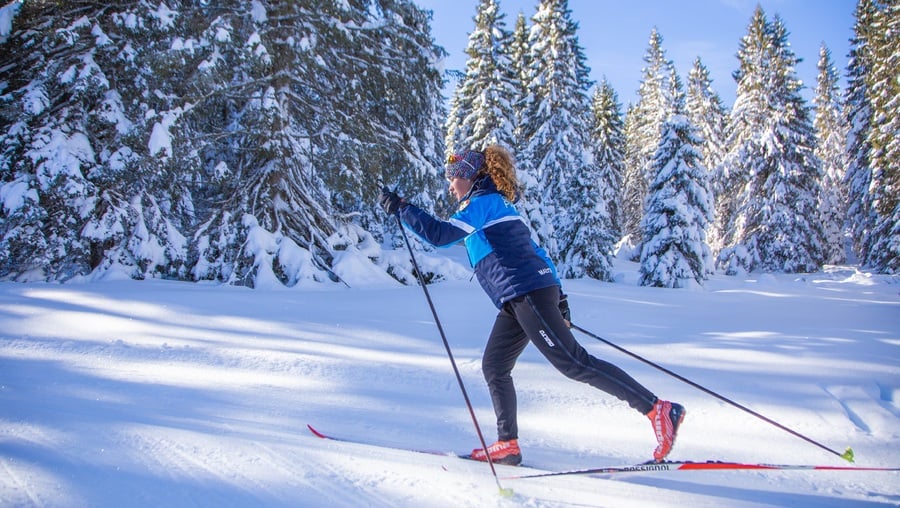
top-left (397, 204), bottom-right (470, 247)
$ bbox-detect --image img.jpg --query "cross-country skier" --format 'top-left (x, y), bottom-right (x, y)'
top-left (379, 145), bottom-right (685, 466)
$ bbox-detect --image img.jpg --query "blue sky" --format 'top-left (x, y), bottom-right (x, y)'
top-left (415, 0), bottom-right (856, 107)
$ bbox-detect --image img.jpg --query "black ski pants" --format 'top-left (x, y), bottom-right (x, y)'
top-left (482, 285), bottom-right (657, 441)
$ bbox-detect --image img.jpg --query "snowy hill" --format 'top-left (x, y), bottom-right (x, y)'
top-left (1, 256), bottom-right (898, 507)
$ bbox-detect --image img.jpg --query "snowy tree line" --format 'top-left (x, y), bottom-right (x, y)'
top-left (0, 0), bottom-right (897, 288)
top-left (446, 0), bottom-right (898, 286)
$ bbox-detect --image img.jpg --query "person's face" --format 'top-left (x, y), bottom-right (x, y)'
top-left (448, 177), bottom-right (473, 201)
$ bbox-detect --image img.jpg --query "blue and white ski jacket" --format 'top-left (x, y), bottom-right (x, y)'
top-left (398, 175), bottom-right (560, 308)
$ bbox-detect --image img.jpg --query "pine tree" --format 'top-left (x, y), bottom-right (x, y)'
top-left (620, 103), bottom-right (643, 258)
top-left (186, 1), bottom-right (338, 286)
top-left (0, 1), bottom-right (191, 281)
top-left (718, 8), bottom-right (826, 274)
top-left (508, 12), bottom-right (531, 154)
top-left (0, 0), bottom-right (447, 286)
top-left (0, 3), bottom-right (102, 280)
top-left (315, 0), bottom-right (446, 231)
top-left (505, 11), bottom-right (549, 253)
top-left (621, 28), bottom-right (678, 247)
top-left (557, 78), bottom-right (621, 281)
top-left (95, 0), bottom-right (198, 281)
top-left (591, 78), bottom-right (626, 241)
top-left (639, 112), bottom-right (713, 288)
top-left (862, 0), bottom-right (900, 272)
top-left (444, 93), bottom-right (468, 162)
top-left (685, 57), bottom-right (728, 252)
top-left (519, 0), bottom-right (594, 262)
top-left (813, 43), bottom-right (849, 265)
top-left (716, 9), bottom-right (769, 265)
top-left (444, 0), bottom-right (517, 153)
top-left (844, 0), bottom-right (878, 267)
top-left (192, 0), bottom-right (446, 286)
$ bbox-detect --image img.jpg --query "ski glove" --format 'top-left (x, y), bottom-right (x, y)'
top-left (379, 187), bottom-right (407, 215)
top-left (559, 291), bottom-right (571, 327)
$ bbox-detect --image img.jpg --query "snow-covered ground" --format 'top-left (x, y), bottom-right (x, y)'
top-left (1, 253), bottom-right (898, 507)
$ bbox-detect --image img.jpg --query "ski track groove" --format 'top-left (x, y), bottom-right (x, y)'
top-left (875, 382), bottom-right (900, 417)
top-left (128, 433), bottom-right (267, 505)
top-left (251, 440), bottom-right (368, 507)
top-left (0, 457), bottom-right (41, 507)
top-left (822, 383), bottom-right (900, 436)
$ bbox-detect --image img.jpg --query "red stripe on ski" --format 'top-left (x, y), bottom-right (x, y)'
top-left (503, 460), bottom-right (900, 479)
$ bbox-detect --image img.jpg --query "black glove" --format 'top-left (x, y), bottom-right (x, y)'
top-left (379, 187), bottom-right (407, 215)
top-left (558, 291), bottom-right (571, 327)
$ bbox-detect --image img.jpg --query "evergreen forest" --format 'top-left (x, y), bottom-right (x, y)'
top-left (0, 0), bottom-right (897, 288)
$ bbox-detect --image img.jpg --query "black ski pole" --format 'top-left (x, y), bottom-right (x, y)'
top-left (571, 323), bottom-right (854, 463)
top-left (394, 213), bottom-right (514, 496)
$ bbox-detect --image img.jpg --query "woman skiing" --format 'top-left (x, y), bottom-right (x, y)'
top-left (378, 145), bottom-right (684, 465)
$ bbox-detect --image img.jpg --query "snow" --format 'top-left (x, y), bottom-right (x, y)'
top-left (148, 108), bottom-right (183, 159)
top-left (149, 3), bottom-right (177, 30)
top-left (0, 180), bottom-right (37, 215)
top-left (0, 2), bottom-right (20, 43)
top-left (28, 130), bottom-right (95, 191)
top-left (22, 83), bottom-right (49, 117)
top-left (0, 256), bottom-right (898, 507)
top-left (250, 1), bottom-right (267, 24)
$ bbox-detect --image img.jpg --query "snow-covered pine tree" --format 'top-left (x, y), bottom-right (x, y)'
top-left (619, 104), bottom-right (642, 258)
top-left (192, 0), bottom-right (445, 287)
top-left (90, 1), bottom-right (201, 281)
top-left (309, 0), bottom-right (446, 233)
top-left (844, 0), bottom-right (878, 267)
top-left (444, 93), bottom-right (468, 164)
top-left (0, 4), bottom-right (107, 281)
top-left (591, 78), bottom-right (626, 242)
top-left (621, 28), bottom-right (678, 247)
top-left (502, 10), bottom-right (550, 252)
top-left (715, 11), bottom-right (767, 268)
top-left (718, 8), bottom-right (826, 274)
top-left (508, 12), bottom-right (531, 154)
top-left (0, 3), bottom-right (57, 280)
top-left (189, 1), bottom-right (342, 287)
top-left (180, 0), bottom-right (448, 287)
top-left (0, 0), bottom-right (449, 286)
top-left (813, 43), bottom-right (849, 265)
top-left (685, 57), bottom-right (728, 253)
top-left (0, 1), bottom-right (192, 281)
top-left (444, 0), bottom-right (517, 153)
top-left (639, 110), bottom-right (713, 288)
top-left (556, 78), bottom-right (621, 280)
top-left (519, 0), bottom-right (594, 262)
top-left (861, 0), bottom-right (899, 273)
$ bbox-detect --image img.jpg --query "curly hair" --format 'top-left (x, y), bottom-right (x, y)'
top-left (481, 145), bottom-right (519, 202)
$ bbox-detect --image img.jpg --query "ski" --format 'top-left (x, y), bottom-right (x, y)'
top-left (501, 460), bottom-right (900, 480)
top-left (307, 424), bottom-right (473, 461)
top-left (309, 425), bottom-right (899, 480)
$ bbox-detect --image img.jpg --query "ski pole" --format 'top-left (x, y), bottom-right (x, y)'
top-left (393, 212), bottom-right (514, 496)
top-left (571, 323), bottom-right (855, 463)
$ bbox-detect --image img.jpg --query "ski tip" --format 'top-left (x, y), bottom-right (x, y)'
top-left (841, 447), bottom-right (855, 463)
top-left (307, 424), bottom-right (328, 439)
